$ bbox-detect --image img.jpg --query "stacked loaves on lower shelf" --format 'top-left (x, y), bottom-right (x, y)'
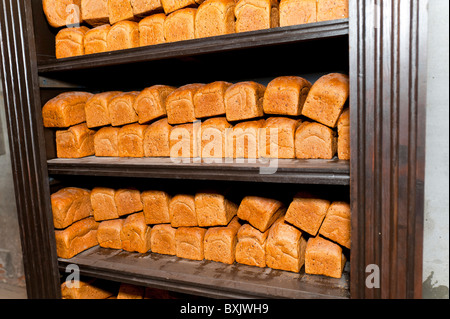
top-left (42, 74), bottom-right (350, 161)
top-left (52, 186), bottom-right (350, 279)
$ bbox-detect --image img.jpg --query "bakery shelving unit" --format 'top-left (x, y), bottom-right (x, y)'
top-left (0, 0), bottom-right (428, 299)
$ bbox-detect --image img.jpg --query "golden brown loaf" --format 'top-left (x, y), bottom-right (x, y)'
top-left (263, 76), bottom-right (312, 116)
top-left (120, 212), bottom-right (152, 253)
top-left (195, 0), bottom-right (236, 38)
top-left (81, 0), bottom-right (109, 26)
top-left (106, 20), bottom-right (140, 51)
top-left (279, 0), bottom-right (317, 27)
top-left (319, 201), bottom-right (351, 249)
top-left (115, 188), bottom-right (143, 216)
top-left (84, 25), bottom-right (111, 55)
top-left (56, 26), bottom-right (89, 59)
top-left (94, 126), bottom-right (120, 157)
top-left (237, 196), bottom-right (285, 232)
top-left (150, 224), bottom-right (177, 255)
top-left (175, 226), bottom-right (207, 261)
top-left (139, 13), bottom-right (167, 46)
top-left (43, 0), bottom-right (82, 28)
top-left (142, 190), bottom-right (171, 224)
top-left (305, 236), bottom-right (347, 278)
top-left (85, 91), bottom-right (122, 128)
top-left (42, 91), bottom-right (93, 128)
top-left (161, 0), bottom-right (204, 14)
top-left (235, 0), bottom-right (279, 33)
top-left (118, 123), bottom-right (148, 157)
top-left (91, 187), bottom-right (120, 221)
top-left (200, 117), bottom-right (233, 158)
top-left (169, 122), bottom-right (201, 158)
top-left (235, 223), bottom-right (269, 267)
top-left (226, 119), bottom-right (265, 158)
top-left (51, 187), bottom-right (93, 229)
top-left (108, 0), bottom-right (135, 24)
top-left (285, 197), bottom-right (331, 236)
top-left (97, 218), bottom-right (124, 249)
top-left (224, 81), bottom-right (266, 122)
top-left (260, 117), bottom-right (301, 159)
top-left (265, 216), bottom-right (307, 273)
top-left (164, 8), bottom-right (197, 42)
top-left (195, 191), bottom-right (238, 227)
top-left (301, 73), bottom-right (349, 127)
top-left (166, 84), bottom-right (204, 124)
top-left (61, 279), bottom-right (116, 299)
top-left (337, 108), bottom-right (350, 160)
top-left (294, 121), bottom-right (337, 159)
top-left (135, 85), bottom-right (176, 124)
top-left (204, 216), bottom-right (241, 264)
top-left (108, 91), bottom-right (140, 126)
top-left (131, 0), bottom-right (163, 17)
top-left (169, 194), bottom-right (198, 227)
top-left (117, 283), bottom-right (145, 299)
top-left (54, 217), bottom-right (99, 259)
top-left (194, 81), bottom-right (232, 118)
top-left (55, 123), bottom-right (95, 158)
top-left (143, 118), bottom-right (172, 157)
top-left (317, 0), bottom-right (348, 22)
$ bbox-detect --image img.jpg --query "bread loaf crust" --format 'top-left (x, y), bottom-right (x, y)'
top-left (226, 119), bottom-right (265, 158)
top-left (91, 187), bottom-right (120, 221)
top-left (51, 187), bottom-right (93, 229)
top-left (319, 201), bottom-right (351, 249)
top-left (108, 0), bottom-right (135, 24)
top-left (260, 117), bottom-right (301, 159)
top-left (337, 108), bottom-right (350, 160)
top-left (131, 0), bottom-right (163, 17)
top-left (195, 191), bottom-right (238, 226)
top-left (97, 219), bottom-right (124, 249)
top-left (81, 0), bottom-right (109, 26)
top-left (280, 0), bottom-right (317, 27)
top-left (135, 85), bottom-right (176, 124)
top-left (94, 126), bottom-right (120, 157)
top-left (55, 123), bottom-right (95, 158)
top-left (115, 188), bottom-right (143, 216)
top-left (195, 0), bottom-right (236, 38)
top-left (294, 121), bottom-right (337, 159)
top-left (175, 226), bottom-right (207, 261)
top-left (224, 81), bottom-right (266, 122)
top-left (170, 194), bottom-right (198, 227)
top-left (143, 118), bottom-right (172, 157)
top-left (235, 0), bottom-right (279, 33)
top-left (204, 216), bottom-right (241, 264)
top-left (43, 91), bottom-right (93, 128)
top-left (305, 236), bottom-right (347, 278)
top-left (200, 117), bottom-right (232, 158)
top-left (166, 84), bottom-right (204, 124)
top-left (118, 123), bottom-right (148, 157)
top-left (120, 212), bottom-right (152, 253)
top-left (139, 13), bottom-right (167, 46)
top-left (235, 223), bottom-right (269, 267)
top-left (164, 8), bottom-right (197, 42)
top-left (161, 0), bottom-right (203, 14)
top-left (43, 0), bottom-right (82, 28)
top-left (169, 122), bottom-right (201, 158)
top-left (150, 224), bottom-right (177, 255)
top-left (61, 279), bottom-right (115, 299)
top-left (55, 217), bottom-right (99, 259)
top-left (237, 196), bottom-right (285, 232)
top-left (285, 197), bottom-right (331, 236)
top-left (109, 92), bottom-right (140, 126)
top-left (56, 26), bottom-right (89, 59)
top-left (194, 81), bottom-right (232, 118)
top-left (84, 25), bottom-right (111, 55)
top-left (317, 0), bottom-right (349, 22)
top-left (107, 20), bottom-right (140, 51)
top-left (85, 91), bottom-right (121, 128)
top-left (142, 190), bottom-right (171, 224)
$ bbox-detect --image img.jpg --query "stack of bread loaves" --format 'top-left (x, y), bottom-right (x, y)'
top-left (41, 74), bottom-right (350, 160)
top-left (51, 186), bottom-right (351, 278)
top-left (42, 0), bottom-right (349, 59)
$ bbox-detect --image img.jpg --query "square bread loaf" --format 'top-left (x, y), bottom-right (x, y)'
top-left (143, 118), bottom-right (172, 157)
top-left (235, 0), bottom-right (279, 33)
top-left (85, 91), bottom-right (121, 128)
top-left (164, 8), bottom-right (197, 42)
top-left (175, 226), bottom-right (207, 261)
top-left (337, 108), bottom-right (350, 160)
top-left (108, 91), bottom-right (140, 127)
top-left (235, 223), bottom-right (269, 268)
top-left (285, 197), bottom-right (331, 236)
top-left (135, 85), bottom-right (176, 124)
top-left (142, 190), bottom-right (171, 224)
top-left (120, 212), bottom-right (152, 254)
top-left (115, 188), bottom-right (143, 216)
top-left (84, 25), bottom-right (111, 54)
top-left (150, 224), bottom-right (177, 256)
top-left (97, 219), bottom-right (125, 249)
top-left (224, 81), bottom-right (266, 122)
top-left (61, 278), bottom-right (115, 299)
top-left (169, 194), bottom-right (197, 227)
top-left (204, 216), bottom-right (241, 264)
top-left (193, 81), bottom-right (232, 119)
top-left (55, 123), bottom-right (95, 159)
top-left (169, 122), bottom-right (201, 158)
top-left (166, 84), bottom-right (204, 125)
top-left (108, 0), bottom-right (135, 24)
top-left (81, 0), bottom-right (109, 26)
top-left (317, 0), bottom-right (348, 22)
top-left (195, 191), bottom-right (238, 227)
top-left (131, 0), bottom-right (163, 17)
top-left (43, 0), bottom-right (83, 28)
top-left (107, 20), bottom-right (140, 51)
top-left (51, 187), bottom-right (93, 229)
top-left (237, 196), bottom-right (285, 232)
top-left (161, 0), bottom-right (203, 14)
top-left (260, 117), bottom-right (301, 159)
top-left (305, 236), bottom-right (347, 278)
top-left (56, 27), bottom-right (89, 59)
top-left (319, 201), bottom-right (351, 249)
top-left (226, 119), bottom-right (265, 158)
top-left (94, 126), bottom-right (120, 157)
top-left (91, 187), bottom-right (120, 221)
top-left (200, 117), bottom-right (233, 158)
top-left (294, 121), bottom-right (337, 159)
top-left (118, 123), bottom-right (148, 157)
top-left (279, 0), bottom-right (317, 27)
top-left (139, 13), bottom-right (167, 46)
top-left (195, 0), bottom-right (236, 38)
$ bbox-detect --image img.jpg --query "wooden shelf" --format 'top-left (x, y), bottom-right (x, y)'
top-left (47, 157), bottom-right (350, 185)
top-left (58, 246), bottom-right (350, 299)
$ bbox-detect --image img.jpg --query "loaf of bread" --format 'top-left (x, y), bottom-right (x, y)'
top-left (115, 188), bottom-right (143, 216)
top-left (84, 25), bottom-right (111, 55)
top-left (161, 0), bottom-right (204, 14)
top-left (235, 0), bottom-right (279, 33)
top-left (56, 26), bottom-right (89, 59)
top-left (285, 197), bottom-right (330, 236)
top-left (85, 91), bottom-right (121, 128)
top-left (193, 81), bottom-right (231, 119)
top-left (135, 85), bottom-right (176, 124)
top-left (279, 0), bottom-right (317, 27)
top-left (263, 76), bottom-right (312, 116)
top-left (142, 190), bottom-right (171, 224)
top-left (120, 212), bottom-right (152, 253)
top-left (91, 187), bottom-right (120, 221)
top-left (319, 201), bottom-right (351, 249)
top-left (143, 118), bottom-right (172, 157)
top-left (97, 219), bottom-right (124, 249)
top-left (235, 223), bottom-right (269, 267)
top-left (166, 84), bottom-right (204, 125)
top-left (195, 0), bottom-right (236, 38)
top-left (169, 194), bottom-right (197, 227)
top-left (81, 0), bottom-right (109, 26)
top-left (131, 0), bottom-right (163, 17)
top-left (200, 117), bottom-right (232, 158)
top-left (150, 224), bottom-right (177, 255)
top-left (226, 119), bottom-right (265, 158)
top-left (265, 216), bottom-right (307, 273)
top-left (94, 126), bottom-right (120, 157)
top-left (117, 283), bottom-right (145, 299)
top-left (51, 187), bottom-right (93, 229)
top-left (109, 92), bottom-right (140, 126)
top-left (294, 121), bottom-right (337, 159)
top-left (108, 0), bottom-right (135, 24)
top-left (55, 217), bottom-right (99, 259)
top-left (169, 123), bottom-right (201, 158)
top-left (164, 8), bottom-right (197, 42)
top-left (337, 108), bottom-right (350, 160)
top-left (317, 0), bottom-right (348, 22)
top-left (301, 73), bottom-right (349, 128)
top-left (118, 123), bottom-right (148, 157)
top-left (43, 0), bottom-right (82, 28)
top-left (175, 226), bottom-right (207, 261)
top-left (195, 191), bottom-right (238, 227)
top-left (106, 20), bottom-right (140, 51)
top-left (224, 81), bottom-right (266, 122)
top-left (139, 13), bottom-right (167, 46)
top-left (61, 278), bottom-right (116, 299)
top-left (42, 91), bottom-right (93, 128)
top-left (305, 236), bottom-right (347, 278)
top-left (260, 117), bottom-right (301, 159)
top-left (237, 196), bottom-right (285, 232)
top-left (55, 123), bottom-right (95, 158)
top-left (204, 216), bottom-right (241, 264)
